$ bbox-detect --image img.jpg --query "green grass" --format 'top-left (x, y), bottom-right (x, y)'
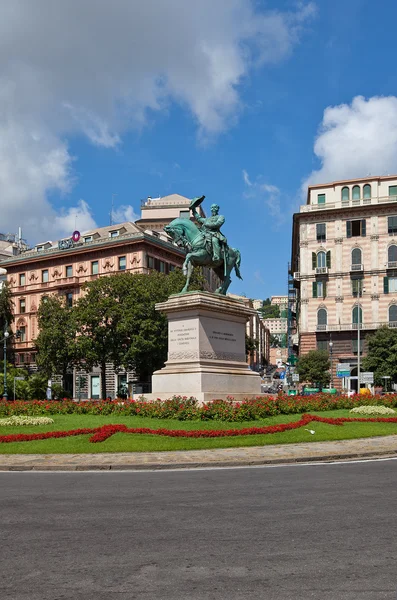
top-left (0, 410), bottom-right (397, 454)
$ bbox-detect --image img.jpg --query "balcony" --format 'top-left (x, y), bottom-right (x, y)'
top-left (55, 276), bottom-right (79, 288)
top-left (325, 321), bottom-right (395, 331)
top-left (350, 263), bottom-right (363, 272)
top-left (300, 194), bottom-right (397, 213)
top-left (293, 272), bottom-right (300, 280)
top-left (387, 261), bottom-right (397, 269)
top-left (316, 324), bottom-right (327, 331)
top-left (315, 267), bottom-right (328, 275)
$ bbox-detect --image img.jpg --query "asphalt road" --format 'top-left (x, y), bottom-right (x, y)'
top-left (1, 461), bottom-right (397, 600)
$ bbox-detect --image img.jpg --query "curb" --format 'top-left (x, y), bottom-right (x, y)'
top-left (1, 449), bottom-right (397, 471)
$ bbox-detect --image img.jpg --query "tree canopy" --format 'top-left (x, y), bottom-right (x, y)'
top-left (296, 350), bottom-right (330, 388)
top-left (362, 326), bottom-right (397, 385)
top-left (259, 298), bottom-right (280, 319)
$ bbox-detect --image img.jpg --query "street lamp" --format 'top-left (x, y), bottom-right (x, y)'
top-left (356, 281), bottom-right (365, 393)
top-left (3, 321), bottom-right (9, 400)
top-left (329, 338), bottom-right (333, 388)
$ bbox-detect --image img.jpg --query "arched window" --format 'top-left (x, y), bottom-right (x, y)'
top-left (389, 305), bottom-right (397, 324)
top-left (388, 245), bottom-right (397, 263)
top-left (352, 305), bottom-right (363, 325)
top-left (352, 185), bottom-right (361, 200)
top-left (351, 248), bottom-right (362, 266)
top-left (317, 308), bottom-right (327, 330)
top-left (341, 187), bottom-right (350, 201)
top-left (363, 184), bottom-right (371, 199)
top-left (317, 251), bottom-right (326, 268)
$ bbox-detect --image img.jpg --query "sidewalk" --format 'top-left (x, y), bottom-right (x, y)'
top-left (1, 434), bottom-right (397, 471)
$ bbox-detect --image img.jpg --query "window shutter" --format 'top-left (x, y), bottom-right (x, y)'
top-left (346, 221), bottom-right (352, 238)
top-left (312, 282), bottom-right (317, 298)
top-left (312, 252), bottom-right (316, 269)
top-left (384, 277), bottom-right (389, 294)
top-left (323, 281), bottom-right (327, 298)
top-left (326, 251), bottom-right (331, 268)
top-left (361, 219), bottom-right (366, 237)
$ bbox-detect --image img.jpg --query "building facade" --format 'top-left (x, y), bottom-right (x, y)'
top-left (228, 294), bottom-right (270, 369)
top-left (291, 175), bottom-right (397, 391)
top-left (0, 221), bottom-right (186, 398)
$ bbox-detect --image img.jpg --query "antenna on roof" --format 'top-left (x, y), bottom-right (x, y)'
top-left (110, 193), bottom-right (117, 225)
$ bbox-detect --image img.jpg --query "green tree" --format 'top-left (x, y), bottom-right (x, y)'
top-left (259, 298), bottom-right (280, 319)
top-left (35, 295), bottom-right (77, 385)
top-left (74, 268), bottom-right (203, 399)
top-left (362, 326), bottom-right (397, 385)
top-left (296, 350), bottom-right (330, 388)
top-left (0, 282), bottom-right (15, 362)
top-left (245, 334), bottom-right (258, 359)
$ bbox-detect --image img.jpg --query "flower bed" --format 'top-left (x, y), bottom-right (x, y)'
top-left (0, 416), bottom-right (54, 427)
top-left (1, 413), bottom-right (397, 444)
top-left (350, 405), bottom-right (396, 416)
top-left (1, 394), bottom-right (397, 422)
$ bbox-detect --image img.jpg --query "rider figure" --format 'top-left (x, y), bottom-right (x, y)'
top-left (191, 201), bottom-right (227, 262)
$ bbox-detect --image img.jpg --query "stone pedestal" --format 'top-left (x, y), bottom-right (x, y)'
top-left (150, 291), bottom-right (261, 403)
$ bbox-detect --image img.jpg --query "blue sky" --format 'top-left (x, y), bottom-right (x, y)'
top-left (3, 0), bottom-right (397, 299)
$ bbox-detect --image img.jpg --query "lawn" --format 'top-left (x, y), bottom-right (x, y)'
top-left (0, 410), bottom-right (397, 454)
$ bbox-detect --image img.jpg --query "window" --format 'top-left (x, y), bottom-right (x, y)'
top-left (179, 210), bottom-right (190, 219)
top-left (91, 261), bottom-right (98, 275)
top-left (346, 219), bottom-right (366, 237)
top-left (317, 193), bottom-right (326, 205)
top-left (352, 185), bottom-right (360, 200)
top-left (109, 230), bottom-right (119, 238)
top-left (352, 339), bottom-right (364, 353)
top-left (316, 223), bottom-right (326, 242)
top-left (389, 305), bottom-right (397, 323)
top-left (317, 340), bottom-right (329, 351)
top-left (66, 292), bottom-right (73, 308)
top-left (363, 184), bottom-right (371, 199)
top-left (317, 251), bottom-right (326, 268)
top-left (159, 260), bottom-right (166, 273)
top-left (118, 256), bottom-right (126, 271)
top-left (352, 305), bottom-right (363, 325)
top-left (169, 265), bottom-right (176, 272)
top-left (317, 309), bottom-right (327, 330)
top-left (19, 353), bottom-right (25, 364)
top-left (384, 277), bottom-right (397, 294)
top-left (19, 273), bottom-right (26, 286)
top-left (19, 326), bottom-right (26, 342)
top-left (312, 281), bottom-right (326, 298)
top-left (90, 375), bottom-right (100, 399)
top-left (147, 255), bottom-right (155, 269)
top-left (84, 236), bottom-right (93, 243)
top-left (389, 185), bottom-right (397, 198)
top-left (42, 295), bottom-right (48, 304)
top-left (352, 278), bottom-right (363, 297)
top-left (66, 265), bottom-right (73, 277)
top-left (36, 245), bottom-right (44, 252)
top-left (388, 217), bottom-right (397, 235)
top-left (42, 269), bottom-right (49, 283)
top-left (351, 248), bottom-right (362, 269)
top-left (341, 187), bottom-right (350, 201)
top-left (30, 353), bottom-right (36, 364)
top-left (19, 299), bottom-right (26, 313)
top-left (388, 245), bottom-right (397, 266)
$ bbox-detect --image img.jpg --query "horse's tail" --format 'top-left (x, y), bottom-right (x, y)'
top-left (233, 248), bottom-right (243, 280)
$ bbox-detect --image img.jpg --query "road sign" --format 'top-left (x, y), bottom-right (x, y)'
top-left (361, 372), bottom-right (374, 384)
top-left (336, 364), bottom-right (351, 378)
top-left (279, 371), bottom-right (286, 380)
top-left (292, 373), bottom-right (300, 382)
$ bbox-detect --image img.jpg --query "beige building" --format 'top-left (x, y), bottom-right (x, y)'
top-left (291, 174), bottom-right (397, 391)
top-left (228, 294), bottom-right (270, 369)
top-left (270, 295), bottom-right (288, 308)
top-left (136, 194), bottom-right (205, 231)
top-left (252, 299), bottom-right (263, 310)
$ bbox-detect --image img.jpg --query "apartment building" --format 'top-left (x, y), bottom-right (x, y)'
top-left (291, 175), bottom-right (397, 392)
top-left (228, 294), bottom-right (270, 369)
top-left (0, 221), bottom-right (186, 398)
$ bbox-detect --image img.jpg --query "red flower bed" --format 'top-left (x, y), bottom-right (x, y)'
top-left (1, 414), bottom-right (397, 444)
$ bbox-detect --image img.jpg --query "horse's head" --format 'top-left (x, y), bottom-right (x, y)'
top-left (165, 218), bottom-right (199, 248)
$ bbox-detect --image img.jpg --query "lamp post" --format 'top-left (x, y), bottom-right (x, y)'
top-left (3, 319), bottom-right (9, 401)
top-left (329, 338), bottom-right (333, 388)
top-left (357, 281), bottom-right (365, 393)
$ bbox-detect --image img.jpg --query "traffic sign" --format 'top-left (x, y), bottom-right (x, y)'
top-left (361, 372), bottom-right (374, 384)
top-left (279, 371), bottom-right (286, 380)
top-left (336, 364), bottom-right (351, 378)
top-left (292, 373), bottom-right (300, 382)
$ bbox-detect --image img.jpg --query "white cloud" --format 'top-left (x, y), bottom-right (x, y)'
top-left (0, 0), bottom-right (314, 242)
top-left (112, 205), bottom-right (140, 224)
top-left (302, 95), bottom-right (397, 193)
top-left (242, 170), bottom-right (284, 225)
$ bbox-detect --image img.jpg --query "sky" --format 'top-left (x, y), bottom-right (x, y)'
top-left (2, 0), bottom-right (397, 299)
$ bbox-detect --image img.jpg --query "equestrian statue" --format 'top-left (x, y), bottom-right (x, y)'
top-left (164, 195), bottom-right (242, 295)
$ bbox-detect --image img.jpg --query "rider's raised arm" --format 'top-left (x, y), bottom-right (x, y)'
top-left (192, 209), bottom-right (205, 224)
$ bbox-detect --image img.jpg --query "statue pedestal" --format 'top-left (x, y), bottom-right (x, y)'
top-left (150, 291), bottom-right (261, 404)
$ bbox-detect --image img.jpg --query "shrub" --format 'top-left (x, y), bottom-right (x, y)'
top-left (350, 405), bottom-right (396, 416)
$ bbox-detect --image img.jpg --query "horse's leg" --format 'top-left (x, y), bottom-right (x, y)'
top-left (181, 261), bottom-right (193, 294)
top-left (182, 252), bottom-right (193, 276)
top-left (219, 258), bottom-right (234, 294)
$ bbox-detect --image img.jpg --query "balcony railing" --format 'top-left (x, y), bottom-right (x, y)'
top-left (322, 321), bottom-right (396, 332)
top-left (315, 267), bottom-right (328, 275)
top-left (350, 263), bottom-right (363, 271)
top-left (387, 261), bottom-right (397, 269)
top-left (300, 194), bottom-right (397, 213)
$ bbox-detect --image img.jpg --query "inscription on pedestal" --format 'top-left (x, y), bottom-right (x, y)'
top-left (169, 325), bottom-right (198, 347)
top-left (209, 330), bottom-right (237, 343)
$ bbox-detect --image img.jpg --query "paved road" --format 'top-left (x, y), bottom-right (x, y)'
top-left (1, 461), bottom-right (397, 600)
